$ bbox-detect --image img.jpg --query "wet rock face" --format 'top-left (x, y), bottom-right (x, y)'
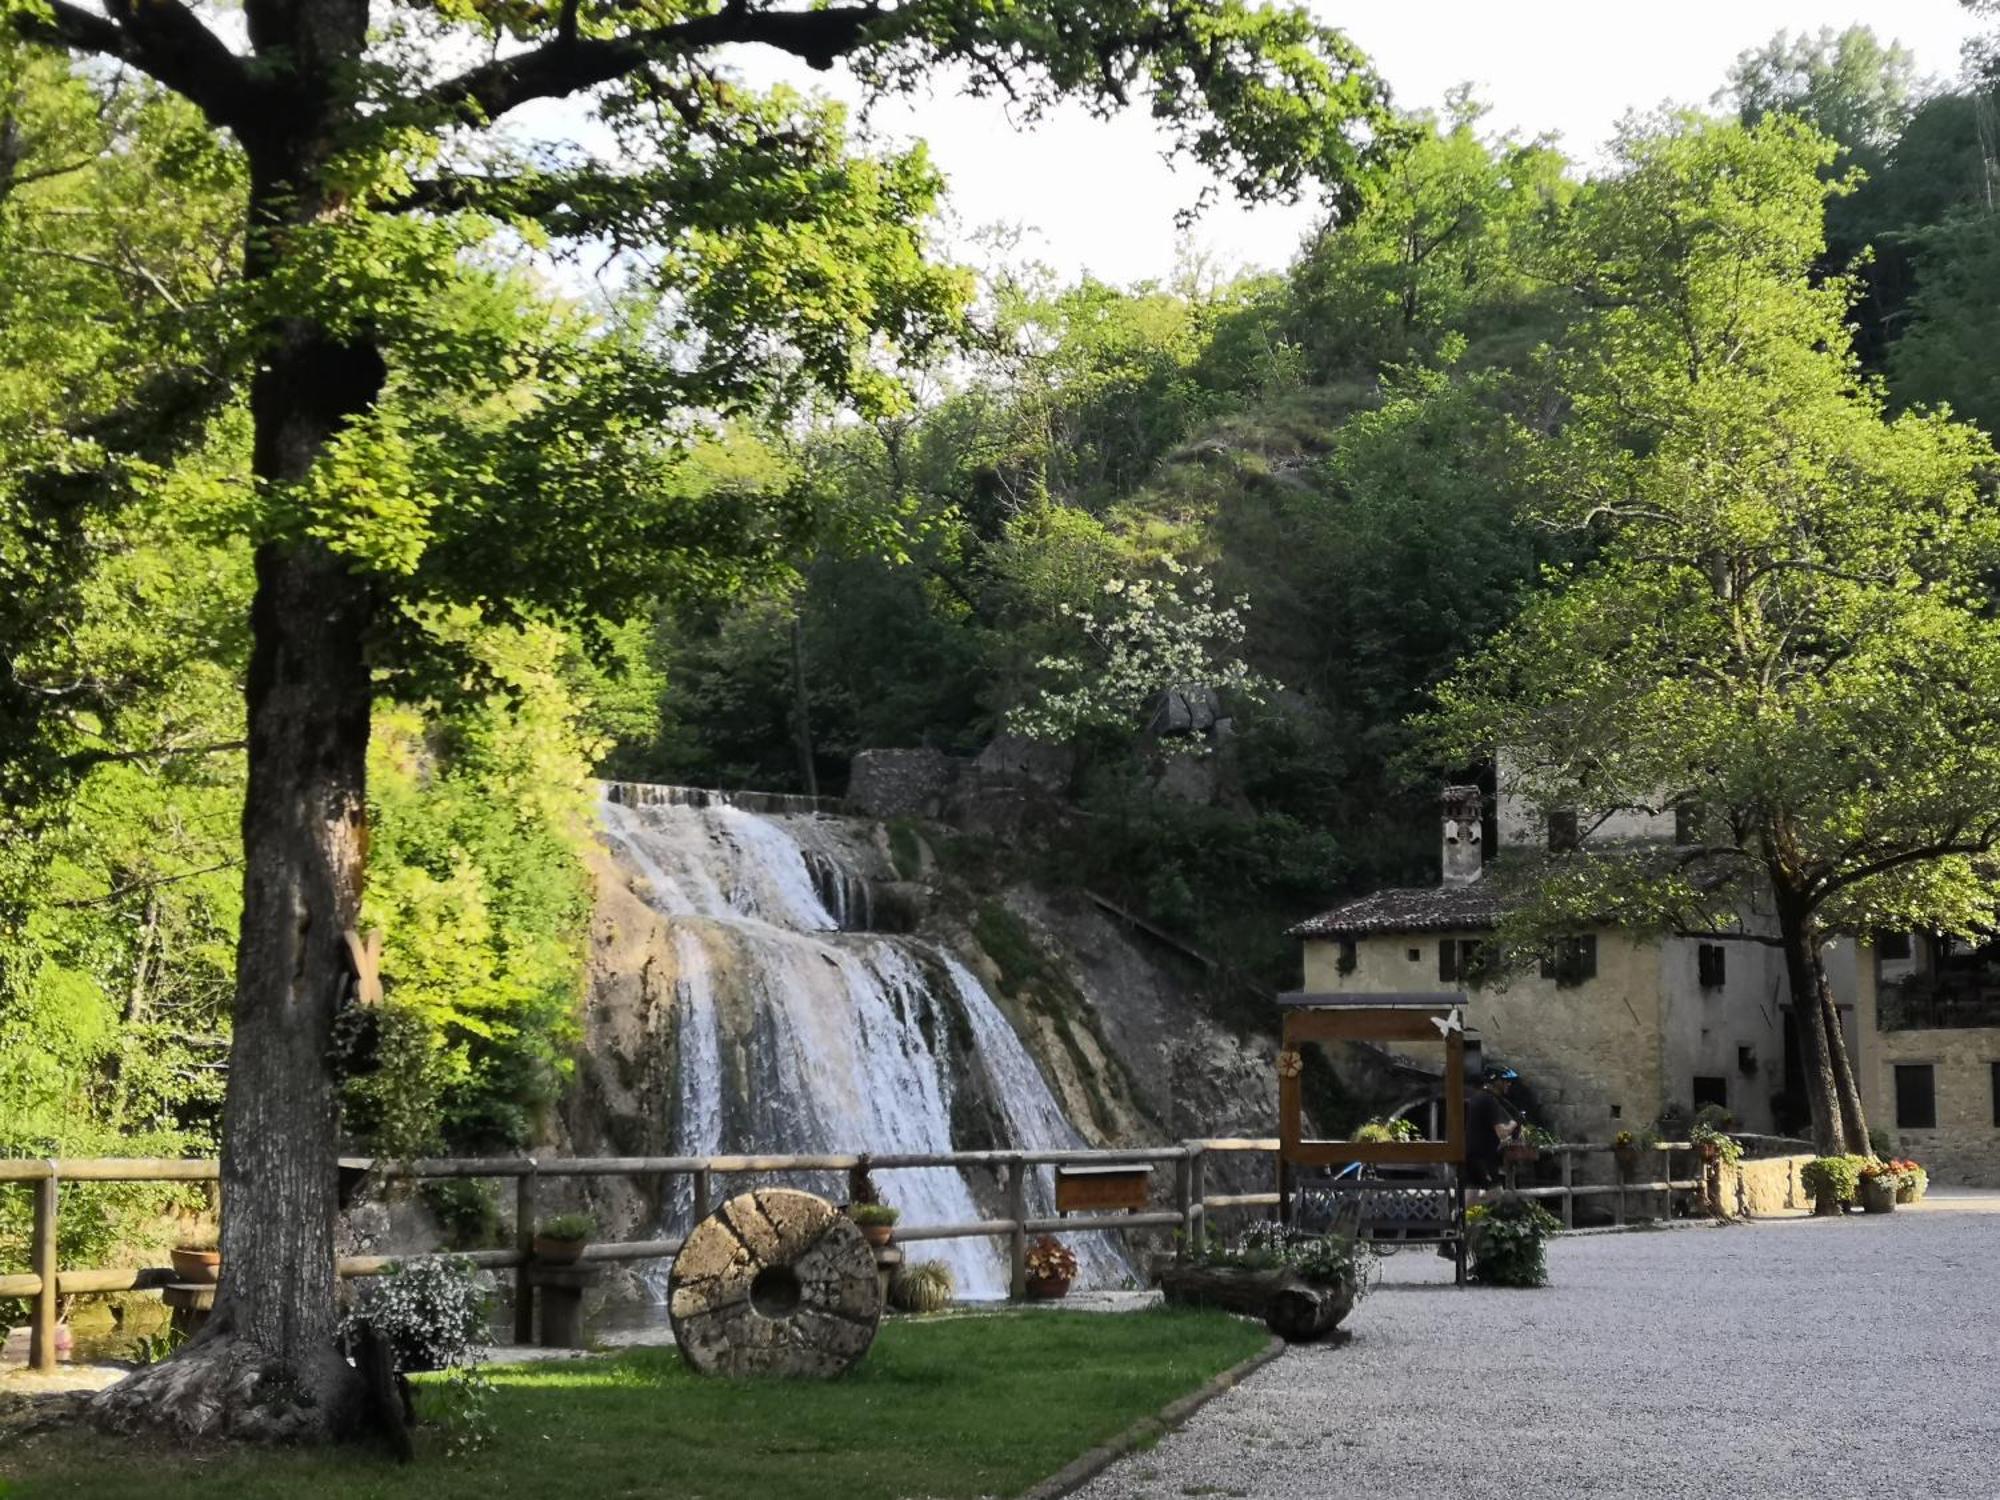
top-left (669, 1190), bottom-right (881, 1378)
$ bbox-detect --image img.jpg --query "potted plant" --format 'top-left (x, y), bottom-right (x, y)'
top-left (1464, 1194), bottom-right (1563, 1288)
top-left (1858, 1159), bottom-right (1899, 1215)
top-left (170, 1239), bottom-right (221, 1284)
top-left (1690, 1121), bottom-right (1743, 1168)
top-left (849, 1202), bottom-right (899, 1248)
top-left (1800, 1155), bottom-right (1863, 1216)
top-left (1895, 1159), bottom-right (1928, 1205)
top-left (1611, 1130), bottom-right (1640, 1180)
top-left (534, 1211), bottom-right (596, 1266)
top-left (1023, 1235), bottom-right (1078, 1299)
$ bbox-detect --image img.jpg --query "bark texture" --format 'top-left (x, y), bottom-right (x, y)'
top-left (92, 83), bottom-right (385, 1438)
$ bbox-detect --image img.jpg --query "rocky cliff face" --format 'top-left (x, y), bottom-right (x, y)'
top-left (552, 785), bottom-right (1287, 1292)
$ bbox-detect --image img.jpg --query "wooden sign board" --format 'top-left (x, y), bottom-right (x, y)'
top-left (1277, 996), bottom-right (1467, 1169)
top-left (1054, 1164), bottom-right (1151, 1214)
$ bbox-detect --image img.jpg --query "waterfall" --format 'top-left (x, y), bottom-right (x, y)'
top-left (600, 787), bottom-right (1128, 1299)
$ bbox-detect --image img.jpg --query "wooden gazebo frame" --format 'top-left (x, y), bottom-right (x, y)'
top-left (1276, 991), bottom-right (1470, 1283)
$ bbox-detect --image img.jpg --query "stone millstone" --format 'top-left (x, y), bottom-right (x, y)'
top-left (669, 1189), bottom-right (882, 1378)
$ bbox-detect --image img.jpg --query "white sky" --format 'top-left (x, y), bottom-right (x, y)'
top-left (674, 1), bottom-right (1985, 288)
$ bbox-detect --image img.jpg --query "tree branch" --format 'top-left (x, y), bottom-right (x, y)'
top-left (12, 0), bottom-right (260, 132)
top-left (420, 3), bottom-right (886, 123)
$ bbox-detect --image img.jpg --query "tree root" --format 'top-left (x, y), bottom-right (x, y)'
top-left (86, 1332), bottom-right (368, 1445)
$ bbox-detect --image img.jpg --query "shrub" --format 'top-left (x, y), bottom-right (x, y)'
top-left (849, 1203), bottom-right (900, 1227)
top-left (1465, 1194), bottom-right (1561, 1288)
top-left (424, 1179), bottom-right (501, 1249)
top-left (1800, 1155), bottom-right (1866, 1204)
top-left (341, 1255), bottom-right (491, 1376)
top-left (1354, 1116), bottom-right (1421, 1144)
top-left (891, 1260), bottom-right (956, 1313)
top-left (342, 1256), bottom-right (495, 1454)
top-left (1868, 1126), bottom-right (1895, 1160)
top-left (538, 1211), bottom-right (596, 1242)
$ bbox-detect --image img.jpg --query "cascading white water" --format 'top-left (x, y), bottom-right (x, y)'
top-left (600, 786), bottom-right (1126, 1299)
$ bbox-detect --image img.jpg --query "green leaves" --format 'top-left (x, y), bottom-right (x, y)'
top-left (1423, 112), bottom-right (2000, 950)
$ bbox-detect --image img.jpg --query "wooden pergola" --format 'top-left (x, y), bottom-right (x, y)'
top-left (1276, 991), bottom-right (1471, 1283)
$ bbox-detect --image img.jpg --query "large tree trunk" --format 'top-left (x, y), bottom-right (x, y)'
top-left (1814, 956), bottom-right (1872, 1154)
top-left (93, 133), bottom-right (385, 1440)
top-left (1774, 893), bottom-right (1848, 1156)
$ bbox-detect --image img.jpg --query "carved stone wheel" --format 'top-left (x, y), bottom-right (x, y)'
top-left (669, 1188), bottom-right (883, 1377)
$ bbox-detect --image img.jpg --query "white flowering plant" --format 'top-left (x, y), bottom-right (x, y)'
top-left (1009, 561), bottom-right (1266, 754)
top-left (341, 1254), bottom-right (495, 1454)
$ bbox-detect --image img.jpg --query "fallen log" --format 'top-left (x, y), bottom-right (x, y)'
top-left (1156, 1264), bottom-right (1353, 1344)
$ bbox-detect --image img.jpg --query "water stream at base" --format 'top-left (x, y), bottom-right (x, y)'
top-left (598, 785), bottom-right (1127, 1299)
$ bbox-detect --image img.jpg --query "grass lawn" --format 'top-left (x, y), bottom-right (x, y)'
top-left (1, 1309), bottom-right (1267, 1500)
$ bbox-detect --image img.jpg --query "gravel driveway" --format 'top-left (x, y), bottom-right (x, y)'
top-left (1077, 1200), bottom-right (2000, 1500)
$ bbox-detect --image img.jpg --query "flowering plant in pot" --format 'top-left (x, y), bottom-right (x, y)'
top-left (1857, 1159), bottom-right (1899, 1214)
top-left (1024, 1235), bottom-right (1078, 1299)
top-left (170, 1239), bottom-right (221, 1284)
top-left (534, 1211), bottom-right (596, 1266)
top-left (1894, 1160), bottom-right (1928, 1204)
top-left (848, 1202), bottom-right (900, 1247)
top-left (1611, 1131), bottom-right (1640, 1179)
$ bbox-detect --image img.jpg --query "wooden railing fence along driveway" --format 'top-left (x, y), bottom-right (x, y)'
top-left (2, 1137), bottom-right (1721, 1373)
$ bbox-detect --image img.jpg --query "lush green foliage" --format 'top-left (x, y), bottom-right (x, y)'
top-left (1800, 1155), bottom-right (1869, 1204)
top-left (1195, 1220), bottom-right (1368, 1298)
top-left (1465, 1194), bottom-right (1562, 1287)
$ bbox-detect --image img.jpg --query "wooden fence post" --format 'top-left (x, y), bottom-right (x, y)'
top-left (514, 1162), bottom-right (538, 1345)
top-left (1173, 1153), bottom-right (1191, 1263)
top-left (692, 1167), bottom-right (711, 1224)
top-left (30, 1167), bottom-right (57, 1373)
top-left (1559, 1147), bottom-right (1575, 1230)
top-left (1276, 1150), bottom-right (1292, 1227)
top-left (1005, 1156), bottom-right (1027, 1301)
top-left (1188, 1149), bottom-right (1207, 1256)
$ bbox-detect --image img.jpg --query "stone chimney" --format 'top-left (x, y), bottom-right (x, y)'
top-left (1441, 785), bottom-right (1484, 887)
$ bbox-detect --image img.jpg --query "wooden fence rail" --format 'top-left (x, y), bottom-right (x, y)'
top-left (3, 1135), bottom-right (1740, 1372)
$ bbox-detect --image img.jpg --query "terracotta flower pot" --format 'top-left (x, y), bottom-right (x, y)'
top-left (1026, 1274), bottom-right (1072, 1301)
top-left (1811, 1189), bottom-right (1843, 1217)
top-left (862, 1224), bottom-right (895, 1248)
top-left (170, 1247), bottom-right (220, 1284)
top-left (534, 1234), bottom-right (587, 1266)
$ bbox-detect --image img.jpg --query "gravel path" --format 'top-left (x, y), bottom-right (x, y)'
top-left (1077, 1204), bottom-right (2000, 1500)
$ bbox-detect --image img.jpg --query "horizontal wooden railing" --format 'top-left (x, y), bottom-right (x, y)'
top-left (2, 1135), bottom-right (1722, 1372)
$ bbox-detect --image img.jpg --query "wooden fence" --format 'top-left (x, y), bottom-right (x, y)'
top-left (0, 1136), bottom-right (1729, 1373)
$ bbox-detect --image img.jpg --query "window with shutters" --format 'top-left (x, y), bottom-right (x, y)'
top-left (1439, 938), bottom-right (1489, 988)
top-left (1697, 943), bottom-right (1726, 990)
top-left (1547, 807), bottom-right (1580, 851)
top-left (1539, 934), bottom-right (1597, 987)
top-left (1894, 1064), bottom-right (1937, 1130)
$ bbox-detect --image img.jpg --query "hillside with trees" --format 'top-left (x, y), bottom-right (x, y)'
top-left (5, 1), bottom-right (2000, 1439)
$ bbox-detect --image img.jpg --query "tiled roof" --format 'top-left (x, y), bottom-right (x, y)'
top-left (1288, 880), bottom-right (1504, 938)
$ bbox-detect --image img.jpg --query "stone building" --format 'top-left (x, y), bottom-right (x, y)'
top-left (1853, 933), bottom-right (2000, 1187)
top-left (1288, 785), bottom-right (1856, 1141)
